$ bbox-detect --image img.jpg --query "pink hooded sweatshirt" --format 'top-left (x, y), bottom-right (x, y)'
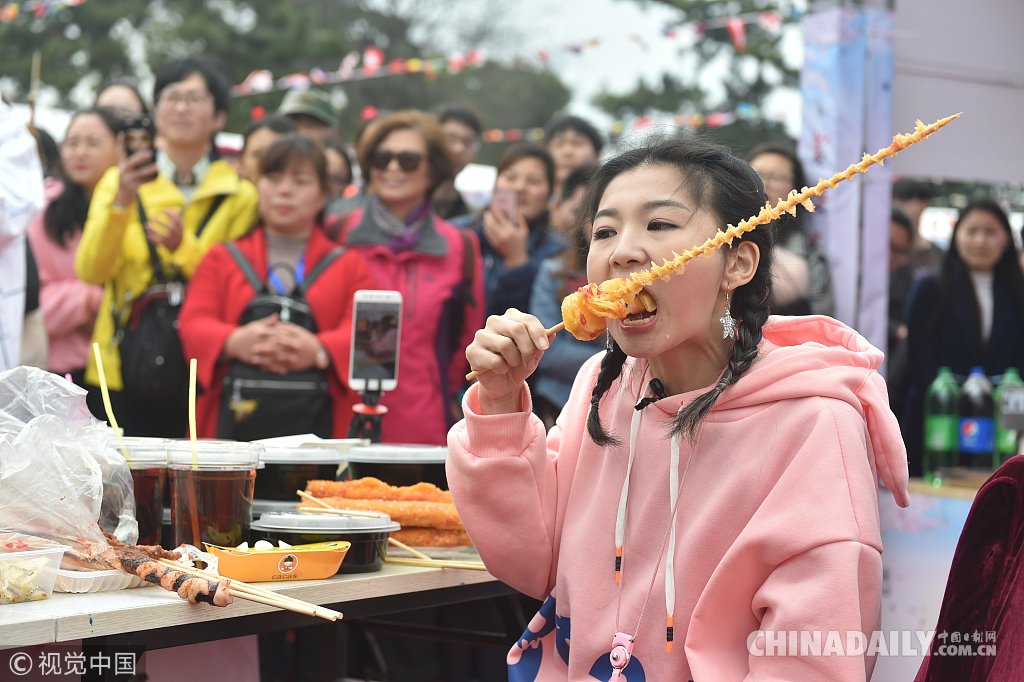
top-left (447, 316), bottom-right (910, 682)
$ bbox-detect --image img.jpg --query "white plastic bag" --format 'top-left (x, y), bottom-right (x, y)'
top-left (0, 367), bottom-right (138, 568)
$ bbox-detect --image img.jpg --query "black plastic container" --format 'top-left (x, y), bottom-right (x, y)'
top-left (250, 512), bottom-right (400, 573)
top-left (254, 446), bottom-right (349, 501)
top-left (345, 444), bottom-right (448, 488)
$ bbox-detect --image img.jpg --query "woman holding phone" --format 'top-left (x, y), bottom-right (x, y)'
top-left (454, 143), bottom-right (568, 318)
top-left (338, 110), bottom-right (485, 446)
top-left (179, 134), bottom-right (375, 439)
top-left (76, 57), bottom-right (258, 438)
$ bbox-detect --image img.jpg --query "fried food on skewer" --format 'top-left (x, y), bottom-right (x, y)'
top-left (113, 545), bottom-right (232, 606)
top-left (560, 113), bottom-right (961, 341)
top-left (391, 528), bottom-right (474, 548)
top-left (300, 497), bottom-right (466, 531)
top-left (305, 477), bottom-right (453, 504)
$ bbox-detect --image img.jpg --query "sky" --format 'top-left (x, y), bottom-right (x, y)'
top-left (502, 0), bottom-right (805, 139)
top-left (12, 0), bottom-right (805, 143)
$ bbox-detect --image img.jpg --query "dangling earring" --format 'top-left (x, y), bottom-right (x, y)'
top-left (719, 290), bottom-right (737, 339)
top-left (605, 328), bottom-right (614, 351)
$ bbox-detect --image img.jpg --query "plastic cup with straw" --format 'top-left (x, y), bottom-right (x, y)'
top-left (91, 342), bottom-right (131, 465)
top-left (186, 358), bottom-right (202, 548)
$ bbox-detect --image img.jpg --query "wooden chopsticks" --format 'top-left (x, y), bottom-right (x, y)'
top-left (385, 537), bottom-right (487, 571)
top-left (157, 559), bottom-right (342, 621)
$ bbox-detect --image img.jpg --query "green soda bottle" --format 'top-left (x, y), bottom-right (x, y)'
top-left (924, 367), bottom-right (960, 484)
top-left (994, 367), bottom-right (1024, 467)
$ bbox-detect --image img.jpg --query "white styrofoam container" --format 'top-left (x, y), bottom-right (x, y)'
top-left (54, 569), bottom-right (151, 593)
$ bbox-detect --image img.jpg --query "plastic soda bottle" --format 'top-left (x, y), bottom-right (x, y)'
top-left (959, 367), bottom-right (995, 469)
top-left (923, 367), bottom-right (960, 483)
top-left (994, 367), bottom-right (1024, 467)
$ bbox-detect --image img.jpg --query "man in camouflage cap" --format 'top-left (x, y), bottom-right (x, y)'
top-left (277, 89), bottom-right (337, 142)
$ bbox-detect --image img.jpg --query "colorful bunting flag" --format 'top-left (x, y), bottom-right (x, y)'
top-left (726, 16), bottom-right (746, 53)
top-left (362, 46), bottom-right (385, 76)
top-left (757, 11), bottom-right (783, 36)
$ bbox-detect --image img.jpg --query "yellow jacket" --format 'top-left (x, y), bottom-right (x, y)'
top-left (76, 160), bottom-right (258, 390)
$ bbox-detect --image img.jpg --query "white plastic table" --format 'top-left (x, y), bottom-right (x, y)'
top-left (0, 563), bottom-right (513, 650)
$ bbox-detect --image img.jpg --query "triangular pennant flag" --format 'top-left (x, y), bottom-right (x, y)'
top-left (726, 17), bottom-right (746, 52)
top-left (363, 46), bottom-right (385, 75)
top-left (757, 11), bottom-right (782, 36)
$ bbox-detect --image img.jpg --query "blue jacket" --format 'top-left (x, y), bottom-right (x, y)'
top-left (529, 256), bottom-right (603, 409)
top-left (902, 273), bottom-right (1024, 475)
top-left (453, 212), bottom-right (568, 318)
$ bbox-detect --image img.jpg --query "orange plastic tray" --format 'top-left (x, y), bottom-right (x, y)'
top-left (206, 541), bottom-right (350, 583)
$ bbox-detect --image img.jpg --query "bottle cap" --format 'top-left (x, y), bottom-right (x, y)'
top-left (971, 367), bottom-right (985, 376)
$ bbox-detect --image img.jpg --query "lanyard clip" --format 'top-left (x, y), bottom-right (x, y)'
top-left (608, 632), bottom-right (634, 680)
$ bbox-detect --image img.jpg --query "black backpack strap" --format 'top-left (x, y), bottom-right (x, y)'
top-left (299, 246), bottom-right (345, 294)
top-left (196, 194), bottom-right (227, 237)
top-left (446, 228), bottom-right (477, 385)
top-left (135, 200), bottom-right (166, 282)
top-left (223, 242), bottom-right (264, 293)
top-left (136, 194), bottom-right (227, 281)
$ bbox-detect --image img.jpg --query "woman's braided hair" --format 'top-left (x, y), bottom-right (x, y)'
top-left (573, 136), bottom-right (775, 445)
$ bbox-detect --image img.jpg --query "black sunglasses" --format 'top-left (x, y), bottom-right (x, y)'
top-left (371, 150), bottom-right (424, 172)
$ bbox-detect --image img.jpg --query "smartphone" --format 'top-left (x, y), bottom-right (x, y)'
top-left (349, 290), bottom-right (403, 393)
top-left (123, 113), bottom-right (158, 181)
top-left (491, 187), bottom-right (519, 224)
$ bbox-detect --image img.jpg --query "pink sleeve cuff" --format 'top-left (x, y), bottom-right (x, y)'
top-left (462, 383), bottom-right (542, 459)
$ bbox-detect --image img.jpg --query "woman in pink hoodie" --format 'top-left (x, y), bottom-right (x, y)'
top-left (447, 138), bottom-right (910, 682)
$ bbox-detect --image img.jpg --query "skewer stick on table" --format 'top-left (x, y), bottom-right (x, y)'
top-left (296, 490), bottom-right (385, 518)
top-left (388, 537), bottom-right (432, 561)
top-left (465, 322), bottom-right (565, 381)
top-left (384, 557), bottom-right (487, 571)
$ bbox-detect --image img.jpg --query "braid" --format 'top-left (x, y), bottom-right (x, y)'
top-left (587, 340), bottom-right (628, 446)
top-left (673, 255), bottom-right (772, 441)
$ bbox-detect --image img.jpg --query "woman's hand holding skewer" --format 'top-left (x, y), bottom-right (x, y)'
top-left (466, 309), bottom-right (550, 415)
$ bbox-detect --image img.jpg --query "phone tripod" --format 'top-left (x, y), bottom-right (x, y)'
top-left (347, 380), bottom-right (388, 443)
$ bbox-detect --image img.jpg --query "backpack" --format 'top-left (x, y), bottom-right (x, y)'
top-left (116, 196), bottom-right (225, 403)
top-left (216, 242), bottom-right (345, 441)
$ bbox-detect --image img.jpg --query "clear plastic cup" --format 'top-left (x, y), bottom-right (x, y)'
top-left (166, 441), bottom-right (262, 549)
top-left (116, 437), bottom-right (168, 547)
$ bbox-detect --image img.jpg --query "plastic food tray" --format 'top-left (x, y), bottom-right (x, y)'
top-left (54, 568), bottom-right (151, 593)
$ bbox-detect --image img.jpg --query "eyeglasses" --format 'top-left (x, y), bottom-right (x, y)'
top-left (445, 132), bottom-right (480, 151)
top-left (371, 150), bottom-right (424, 172)
top-left (159, 92), bottom-right (212, 109)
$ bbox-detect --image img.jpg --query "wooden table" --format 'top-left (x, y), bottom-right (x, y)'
top-left (0, 564), bottom-right (517, 650)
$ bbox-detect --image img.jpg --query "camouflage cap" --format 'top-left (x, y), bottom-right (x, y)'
top-left (277, 89), bottom-right (337, 128)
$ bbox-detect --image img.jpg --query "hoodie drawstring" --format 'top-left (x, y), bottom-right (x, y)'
top-left (614, 381), bottom-right (693, 655)
top-left (666, 415), bottom-right (679, 651)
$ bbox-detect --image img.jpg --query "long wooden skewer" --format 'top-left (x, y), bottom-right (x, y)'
top-left (385, 556), bottom-right (487, 571)
top-left (295, 489), bottom-right (384, 518)
top-left (297, 506), bottom-right (386, 519)
top-left (559, 113), bottom-right (962, 341)
top-left (465, 322), bottom-right (565, 381)
top-left (388, 537), bottom-right (433, 561)
top-left (157, 559), bottom-right (342, 621)
top-left (159, 560), bottom-right (342, 621)
top-left (157, 558), bottom-right (341, 617)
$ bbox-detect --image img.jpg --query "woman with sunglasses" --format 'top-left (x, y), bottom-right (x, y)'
top-left (338, 110), bottom-right (485, 446)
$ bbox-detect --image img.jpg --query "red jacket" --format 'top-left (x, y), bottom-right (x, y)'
top-left (340, 208), bottom-right (485, 445)
top-left (179, 224), bottom-right (375, 439)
